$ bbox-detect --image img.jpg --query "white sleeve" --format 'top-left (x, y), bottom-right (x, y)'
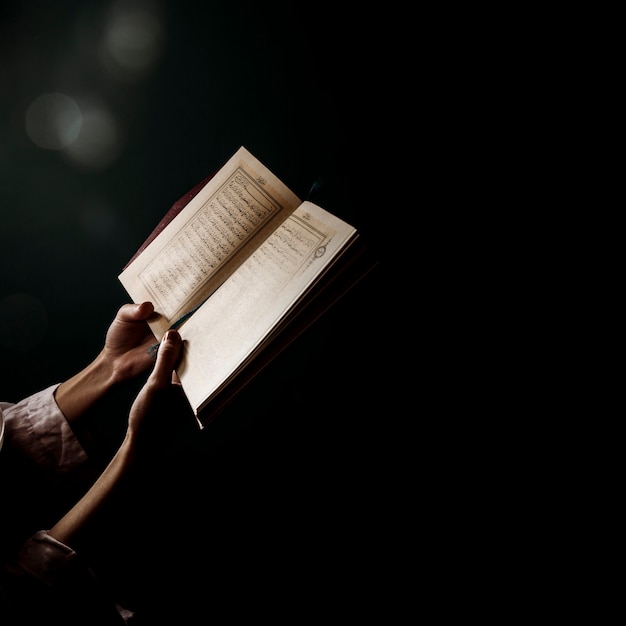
top-left (0, 384), bottom-right (88, 472)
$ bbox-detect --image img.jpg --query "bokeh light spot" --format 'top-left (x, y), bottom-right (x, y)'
top-left (25, 92), bottom-right (82, 150)
top-left (63, 101), bottom-right (124, 170)
top-left (102, 2), bottom-right (165, 79)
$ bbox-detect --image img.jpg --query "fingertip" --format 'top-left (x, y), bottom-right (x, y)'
top-left (158, 330), bottom-right (182, 363)
top-left (151, 330), bottom-right (182, 385)
top-left (130, 301), bottom-right (154, 321)
top-left (163, 329), bottom-right (181, 344)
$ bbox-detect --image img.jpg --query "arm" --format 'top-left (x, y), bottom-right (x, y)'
top-left (48, 329), bottom-right (183, 548)
top-left (0, 302), bottom-right (160, 471)
top-left (1, 326), bottom-right (184, 624)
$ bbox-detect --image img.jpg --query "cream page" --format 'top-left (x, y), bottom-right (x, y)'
top-left (118, 146), bottom-right (301, 338)
top-left (176, 201), bottom-right (356, 415)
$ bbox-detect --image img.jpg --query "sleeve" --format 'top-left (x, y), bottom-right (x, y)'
top-left (4, 530), bottom-right (82, 586)
top-left (0, 384), bottom-right (88, 473)
top-left (0, 531), bottom-right (132, 625)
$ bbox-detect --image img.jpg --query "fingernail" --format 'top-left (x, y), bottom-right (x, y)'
top-left (163, 330), bottom-right (181, 343)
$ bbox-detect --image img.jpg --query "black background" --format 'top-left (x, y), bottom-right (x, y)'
top-left (1, 1), bottom-right (402, 622)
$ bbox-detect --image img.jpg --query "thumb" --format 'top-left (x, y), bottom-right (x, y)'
top-left (118, 301), bottom-right (155, 323)
top-left (149, 330), bottom-right (183, 388)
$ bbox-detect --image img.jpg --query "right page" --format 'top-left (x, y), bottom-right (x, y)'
top-left (175, 201), bottom-right (358, 419)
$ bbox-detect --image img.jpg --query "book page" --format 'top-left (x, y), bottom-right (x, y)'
top-left (118, 146), bottom-right (301, 338)
top-left (176, 201), bottom-right (357, 416)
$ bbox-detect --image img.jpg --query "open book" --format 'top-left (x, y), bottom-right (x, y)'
top-left (119, 146), bottom-right (377, 427)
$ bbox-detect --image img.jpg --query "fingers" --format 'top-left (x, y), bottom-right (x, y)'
top-left (149, 330), bottom-right (183, 389)
top-left (118, 301), bottom-right (155, 323)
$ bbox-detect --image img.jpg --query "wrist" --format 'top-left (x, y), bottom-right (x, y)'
top-left (55, 350), bottom-right (117, 423)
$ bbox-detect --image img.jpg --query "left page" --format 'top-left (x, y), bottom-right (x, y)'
top-left (118, 146), bottom-right (302, 339)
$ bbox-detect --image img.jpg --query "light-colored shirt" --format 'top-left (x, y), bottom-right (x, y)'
top-left (0, 385), bottom-right (131, 624)
top-left (1, 384), bottom-right (87, 573)
top-left (0, 384), bottom-right (87, 471)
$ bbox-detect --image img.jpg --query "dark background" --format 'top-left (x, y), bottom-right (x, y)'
top-left (1, 1), bottom-right (401, 622)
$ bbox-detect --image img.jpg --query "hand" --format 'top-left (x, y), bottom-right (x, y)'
top-left (54, 302), bottom-right (175, 425)
top-left (103, 302), bottom-right (159, 384)
top-left (125, 329), bottom-right (186, 455)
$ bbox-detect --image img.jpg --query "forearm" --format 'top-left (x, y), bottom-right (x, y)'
top-left (48, 436), bottom-right (135, 547)
top-left (53, 351), bottom-right (116, 425)
top-left (49, 327), bottom-right (180, 550)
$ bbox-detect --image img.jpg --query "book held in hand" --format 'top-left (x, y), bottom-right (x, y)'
top-left (119, 146), bottom-right (377, 427)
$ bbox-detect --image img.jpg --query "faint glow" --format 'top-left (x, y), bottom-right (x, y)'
top-left (102, 1), bottom-right (165, 79)
top-left (25, 93), bottom-right (82, 150)
top-left (79, 199), bottom-right (122, 242)
top-left (0, 293), bottom-right (48, 352)
top-left (25, 92), bottom-right (125, 170)
top-left (62, 101), bottom-right (124, 170)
